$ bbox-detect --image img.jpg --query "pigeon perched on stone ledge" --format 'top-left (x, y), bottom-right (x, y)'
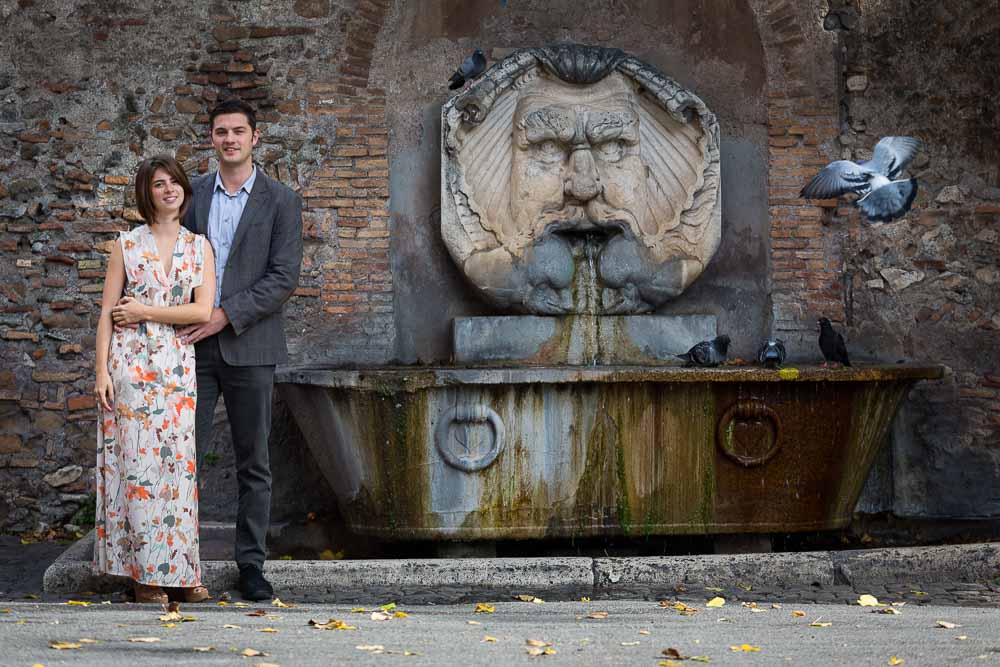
top-left (677, 335), bottom-right (730, 367)
top-left (817, 318), bottom-right (851, 367)
top-left (800, 136), bottom-right (922, 222)
top-left (757, 339), bottom-right (787, 369)
top-left (448, 48), bottom-right (487, 90)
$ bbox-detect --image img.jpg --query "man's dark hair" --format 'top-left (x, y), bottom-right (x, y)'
top-left (209, 98), bottom-right (257, 132)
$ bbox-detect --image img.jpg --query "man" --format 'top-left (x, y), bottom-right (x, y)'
top-left (178, 98), bottom-right (303, 601)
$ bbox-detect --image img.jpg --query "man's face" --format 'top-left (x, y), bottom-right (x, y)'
top-left (508, 75), bottom-right (649, 245)
top-left (211, 112), bottom-right (259, 168)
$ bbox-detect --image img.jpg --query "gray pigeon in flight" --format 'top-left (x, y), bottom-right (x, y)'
top-left (677, 335), bottom-right (730, 367)
top-left (800, 136), bottom-right (922, 222)
top-left (448, 48), bottom-right (487, 90)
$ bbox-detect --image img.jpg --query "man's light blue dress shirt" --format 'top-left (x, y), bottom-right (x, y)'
top-left (208, 166), bottom-right (256, 307)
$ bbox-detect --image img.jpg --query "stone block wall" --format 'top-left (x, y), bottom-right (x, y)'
top-left (0, 0), bottom-right (997, 533)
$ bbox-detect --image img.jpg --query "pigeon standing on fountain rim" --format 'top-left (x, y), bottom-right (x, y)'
top-left (817, 318), bottom-right (851, 367)
top-left (800, 136), bottom-right (922, 222)
top-left (677, 335), bottom-right (730, 367)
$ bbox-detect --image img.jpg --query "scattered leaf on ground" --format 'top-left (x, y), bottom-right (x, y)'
top-left (254, 663), bottom-right (281, 667)
top-left (128, 637), bottom-right (161, 643)
top-left (877, 608), bottom-right (902, 615)
top-left (271, 598), bottom-right (292, 608)
top-left (467, 620), bottom-right (482, 625)
top-left (474, 603), bottom-right (495, 614)
top-left (810, 619), bottom-right (832, 628)
top-left (351, 607), bottom-right (366, 613)
top-left (771, 603), bottom-right (782, 609)
top-left (936, 621), bottom-right (959, 629)
top-left (309, 618), bottom-right (357, 630)
top-left (50, 641), bottom-right (83, 650)
top-left (78, 639), bottom-right (98, 644)
top-left (380, 602), bottom-right (397, 612)
top-left (233, 602), bottom-right (250, 608)
top-left (259, 628), bottom-right (278, 633)
top-left (65, 600), bottom-right (91, 606)
top-left (526, 639), bottom-right (550, 647)
top-left (192, 646), bottom-right (214, 652)
top-left (240, 648), bottom-right (267, 657)
top-left (483, 636), bottom-right (497, 642)
top-left (891, 602), bottom-right (907, 607)
top-left (580, 597), bottom-right (591, 602)
top-left (247, 609), bottom-right (267, 617)
top-left (526, 647), bottom-right (557, 656)
top-left (161, 623), bottom-right (177, 629)
top-left (689, 657), bottom-right (712, 663)
top-left (858, 594), bottom-right (883, 607)
top-left (888, 658), bottom-right (904, 665)
top-left (659, 662), bottom-right (681, 667)
top-left (586, 611), bottom-right (609, 619)
top-left (730, 644), bottom-right (761, 652)
top-left (160, 610), bottom-right (183, 622)
top-left (659, 600), bottom-right (699, 615)
top-left (23, 594), bottom-right (39, 600)
top-left (394, 611), bottom-right (409, 618)
top-left (704, 587), bottom-right (723, 592)
top-left (792, 610), bottom-right (806, 617)
top-left (515, 594), bottom-right (544, 604)
top-left (910, 591), bottom-right (927, 596)
top-left (223, 624), bottom-right (242, 629)
top-left (639, 629), bottom-right (651, 635)
top-left (370, 611), bottom-right (392, 621)
top-left (706, 597), bottom-right (725, 608)
top-left (736, 583), bottom-right (752, 591)
top-left (621, 641), bottom-right (640, 646)
top-left (956, 635), bottom-right (968, 641)
top-left (356, 645), bottom-right (385, 653)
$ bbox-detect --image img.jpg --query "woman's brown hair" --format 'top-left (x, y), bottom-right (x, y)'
top-left (134, 155), bottom-right (193, 224)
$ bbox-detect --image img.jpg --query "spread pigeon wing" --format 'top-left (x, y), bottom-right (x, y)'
top-left (867, 136), bottom-right (922, 178)
top-left (857, 178), bottom-right (918, 222)
top-left (800, 160), bottom-right (871, 199)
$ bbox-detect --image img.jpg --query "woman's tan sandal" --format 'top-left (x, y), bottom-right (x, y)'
top-left (182, 585), bottom-right (210, 603)
top-left (133, 583), bottom-right (168, 604)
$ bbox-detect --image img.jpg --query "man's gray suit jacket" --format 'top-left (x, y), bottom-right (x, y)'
top-left (182, 168), bottom-right (303, 366)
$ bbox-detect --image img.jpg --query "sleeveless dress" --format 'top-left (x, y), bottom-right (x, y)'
top-left (93, 224), bottom-right (206, 587)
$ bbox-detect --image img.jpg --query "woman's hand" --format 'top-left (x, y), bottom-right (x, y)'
top-left (111, 296), bottom-right (148, 326)
top-left (95, 371), bottom-right (114, 411)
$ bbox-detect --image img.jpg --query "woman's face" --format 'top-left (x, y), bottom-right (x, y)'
top-left (150, 168), bottom-right (184, 220)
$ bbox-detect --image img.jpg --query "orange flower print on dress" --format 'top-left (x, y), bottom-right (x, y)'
top-left (93, 224), bottom-right (206, 588)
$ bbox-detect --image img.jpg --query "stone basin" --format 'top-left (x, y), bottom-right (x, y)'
top-left (277, 365), bottom-right (942, 541)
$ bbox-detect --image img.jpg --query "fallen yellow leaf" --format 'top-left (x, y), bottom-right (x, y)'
top-left (394, 611), bottom-right (409, 618)
top-left (240, 648), bottom-right (266, 657)
top-left (65, 600), bottom-right (91, 606)
top-left (128, 637), bottom-right (161, 643)
top-left (467, 620), bottom-right (482, 625)
top-left (792, 610), bottom-right (806, 617)
top-left (956, 635), bottom-right (968, 641)
top-left (936, 621), bottom-right (959, 629)
top-left (706, 597), bottom-right (725, 608)
top-left (160, 610), bottom-right (183, 622)
top-left (474, 603), bottom-right (495, 613)
top-left (233, 602), bottom-right (250, 608)
top-left (778, 368), bottom-right (800, 380)
top-left (271, 598), bottom-right (292, 608)
top-left (621, 641), bottom-right (640, 646)
top-left (483, 636), bottom-right (498, 642)
top-left (192, 646), bottom-right (214, 652)
top-left (161, 623), bottom-right (177, 628)
top-left (50, 641), bottom-right (83, 650)
top-left (370, 611), bottom-right (392, 621)
top-left (810, 620), bottom-right (832, 628)
top-left (515, 594), bottom-right (545, 604)
top-left (223, 624), bottom-right (241, 629)
top-left (704, 586), bottom-right (723, 592)
top-left (689, 657), bottom-right (712, 663)
top-left (309, 618), bottom-right (357, 630)
top-left (356, 645), bottom-right (385, 653)
top-left (78, 639), bottom-right (98, 644)
top-left (586, 611), bottom-right (609, 619)
top-left (730, 644), bottom-right (761, 652)
top-left (888, 657), bottom-right (904, 665)
top-left (259, 627), bottom-right (278, 633)
top-left (736, 582), bottom-right (753, 591)
top-left (659, 662), bottom-right (681, 667)
top-left (526, 639), bottom-right (550, 647)
top-left (580, 596), bottom-right (591, 602)
top-left (639, 629), bottom-right (651, 635)
top-left (877, 608), bottom-right (902, 615)
top-left (380, 602), bottom-right (397, 611)
top-left (351, 607), bottom-right (367, 613)
top-left (858, 594), bottom-right (882, 607)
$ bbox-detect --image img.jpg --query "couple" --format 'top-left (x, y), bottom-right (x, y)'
top-left (92, 99), bottom-right (303, 603)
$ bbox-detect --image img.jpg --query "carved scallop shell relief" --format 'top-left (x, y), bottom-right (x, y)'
top-left (441, 44), bottom-right (722, 315)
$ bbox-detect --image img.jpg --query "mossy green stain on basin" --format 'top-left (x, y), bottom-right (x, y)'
top-left (279, 365), bottom-right (942, 540)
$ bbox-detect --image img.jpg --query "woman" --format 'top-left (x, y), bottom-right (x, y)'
top-left (93, 155), bottom-right (216, 604)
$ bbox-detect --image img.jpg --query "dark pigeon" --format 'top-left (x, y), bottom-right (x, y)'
top-left (800, 136), bottom-right (922, 222)
top-left (817, 318), bottom-right (851, 367)
top-left (757, 338), bottom-right (787, 369)
top-left (448, 48), bottom-right (487, 90)
top-left (677, 335), bottom-right (730, 367)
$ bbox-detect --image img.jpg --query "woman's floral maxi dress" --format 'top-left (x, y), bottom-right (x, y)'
top-left (94, 224), bottom-right (205, 586)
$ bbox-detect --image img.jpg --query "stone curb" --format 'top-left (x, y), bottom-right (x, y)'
top-left (44, 531), bottom-right (1000, 602)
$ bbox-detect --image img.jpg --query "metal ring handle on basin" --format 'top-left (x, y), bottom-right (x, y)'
top-left (434, 404), bottom-right (506, 472)
top-left (716, 399), bottom-right (783, 468)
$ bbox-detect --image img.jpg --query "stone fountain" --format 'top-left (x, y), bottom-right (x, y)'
top-left (279, 45), bottom-right (940, 542)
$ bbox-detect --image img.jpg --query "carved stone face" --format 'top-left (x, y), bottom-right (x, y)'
top-left (442, 46), bottom-right (722, 315)
top-left (508, 76), bottom-right (650, 248)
